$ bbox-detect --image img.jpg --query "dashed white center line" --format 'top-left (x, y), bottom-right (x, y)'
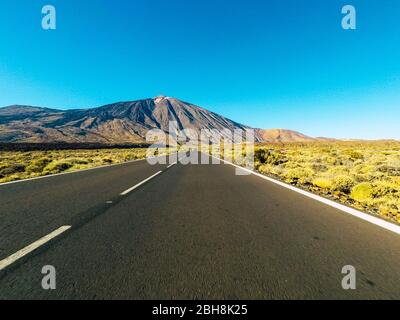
top-left (0, 226), bottom-right (71, 271)
top-left (120, 171), bottom-right (163, 196)
top-left (1, 157), bottom-right (186, 271)
top-left (0, 161), bottom-right (180, 271)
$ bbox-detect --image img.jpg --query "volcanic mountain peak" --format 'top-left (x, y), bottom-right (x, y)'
top-left (0, 97), bottom-right (248, 143)
top-left (153, 95), bottom-right (172, 103)
top-left (0, 97), bottom-right (321, 143)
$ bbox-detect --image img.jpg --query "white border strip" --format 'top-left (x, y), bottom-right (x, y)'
top-left (213, 156), bottom-right (400, 235)
top-left (120, 170), bottom-right (163, 195)
top-left (0, 226), bottom-right (71, 271)
top-left (167, 162), bottom-right (177, 168)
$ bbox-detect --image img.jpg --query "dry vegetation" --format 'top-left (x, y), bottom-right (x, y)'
top-left (0, 148), bottom-right (169, 184)
top-left (1, 141), bottom-right (400, 223)
top-left (221, 141), bottom-right (400, 223)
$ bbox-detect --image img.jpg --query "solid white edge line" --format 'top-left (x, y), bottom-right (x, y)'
top-left (167, 162), bottom-right (177, 168)
top-left (120, 170), bottom-right (163, 196)
top-left (0, 154), bottom-right (170, 187)
top-left (0, 226), bottom-right (71, 271)
top-left (211, 155), bottom-right (400, 236)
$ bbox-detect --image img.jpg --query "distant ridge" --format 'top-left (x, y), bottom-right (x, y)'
top-left (254, 129), bottom-right (315, 143)
top-left (0, 96), bottom-right (323, 143)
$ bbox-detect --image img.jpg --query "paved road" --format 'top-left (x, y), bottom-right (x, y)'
top-left (0, 153), bottom-right (400, 299)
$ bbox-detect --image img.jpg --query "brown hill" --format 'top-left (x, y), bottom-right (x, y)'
top-left (254, 129), bottom-right (315, 143)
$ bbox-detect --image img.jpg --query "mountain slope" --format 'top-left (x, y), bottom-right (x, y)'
top-left (0, 97), bottom-right (251, 143)
top-left (254, 128), bottom-right (315, 143)
top-left (0, 96), bottom-right (321, 143)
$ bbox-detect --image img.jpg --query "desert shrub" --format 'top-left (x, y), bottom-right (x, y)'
top-left (378, 196), bottom-right (400, 220)
top-left (353, 159), bottom-right (363, 166)
top-left (0, 163), bottom-right (26, 175)
top-left (25, 157), bottom-right (52, 173)
top-left (270, 166), bottom-right (284, 176)
top-left (312, 177), bottom-right (333, 189)
top-left (353, 164), bottom-right (374, 175)
top-left (312, 163), bottom-right (328, 172)
top-left (327, 166), bottom-right (349, 176)
top-left (255, 149), bottom-right (268, 164)
top-left (326, 156), bottom-right (339, 165)
top-left (393, 177), bottom-right (400, 187)
top-left (372, 181), bottom-right (399, 197)
top-left (0, 148), bottom-right (152, 184)
top-left (351, 182), bottom-right (374, 202)
top-left (284, 168), bottom-right (314, 184)
top-left (262, 150), bottom-right (288, 165)
top-left (69, 158), bottom-right (89, 165)
top-left (258, 163), bottom-right (284, 176)
top-left (377, 165), bottom-right (400, 176)
top-left (254, 160), bottom-right (262, 170)
top-left (344, 149), bottom-right (364, 160)
top-left (44, 161), bottom-right (73, 173)
top-left (270, 152), bottom-right (288, 165)
top-left (258, 164), bottom-right (270, 174)
top-left (331, 175), bottom-right (355, 194)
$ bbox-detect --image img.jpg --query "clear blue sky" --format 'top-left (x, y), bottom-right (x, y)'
top-left (0, 0), bottom-right (399, 139)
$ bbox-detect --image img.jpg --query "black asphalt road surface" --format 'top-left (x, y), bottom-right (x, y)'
top-left (0, 153), bottom-right (400, 299)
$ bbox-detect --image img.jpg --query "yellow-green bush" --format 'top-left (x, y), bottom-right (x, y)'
top-left (44, 161), bottom-right (74, 173)
top-left (249, 141), bottom-right (400, 222)
top-left (312, 177), bottom-right (333, 189)
top-left (350, 182), bottom-right (374, 202)
top-left (331, 175), bottom-right (355, 194)
top-left (0, 147), bottom-right (170, 183)
top-left (284, 168), bottom-right (314, 184)
top-left (25, 157), bottom-right (52, 173)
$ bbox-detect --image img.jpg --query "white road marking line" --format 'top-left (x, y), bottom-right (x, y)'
top-left (212, 155), bottom-right (400, 236)
top-left (0, 226), bottom-right (71, 271)
top-left (120, 171), bottom-right (163, 196)
top-left (167, 162), bottom-right (177, 168)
